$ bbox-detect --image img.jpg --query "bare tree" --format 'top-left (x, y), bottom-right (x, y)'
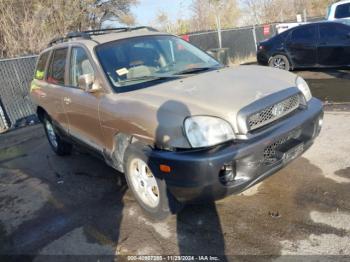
top-left (190, 0), bottom-right (240, 31)
top-left (241, 0), bottom-right (337, 26)
top-left (153, 11), bottom-right (172, 32)
top-left (0, 0), bottom-right (138, 58)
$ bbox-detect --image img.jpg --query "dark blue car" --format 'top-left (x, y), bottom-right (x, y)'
top-left (257, 21), bottom-right (350, 70)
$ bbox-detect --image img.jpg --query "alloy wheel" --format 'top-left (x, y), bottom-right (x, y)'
top-left (272, 57), bottom-right (286, 70)
top-left (45, 120), bottom-right (58, 149)
top-left (129, 158), bottom-right (160, 208)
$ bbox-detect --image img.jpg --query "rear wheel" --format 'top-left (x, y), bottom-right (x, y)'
top-left (269, 55), bottom-right (291, 71)
top-left (124, 143), bottom-right (183, 220)
top-left (43, 115), bottom-right (72, 156)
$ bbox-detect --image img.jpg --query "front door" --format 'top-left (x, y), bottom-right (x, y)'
top-left (286, 25), bottom-right (317, 67)
top-left (62, 46), bottom-right (105, 152)
top-left (318, 23), bottom-right (350, 66)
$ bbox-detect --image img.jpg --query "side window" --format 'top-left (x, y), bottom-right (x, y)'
top-left (320, 23), bottom-right (350, 42)
top-left (47, 48), bottom-right (68, 85)
top-left (34, 51), bottom-right (50, 80)
top-left (69, 47), bottom-right (95, 87)
top-left (291, 26), bottom-right (316, 44)
top-left (335, 3), bottom-right (350, 19)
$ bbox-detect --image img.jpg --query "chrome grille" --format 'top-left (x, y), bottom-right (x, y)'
top-left (248, 94), bottom-right (300, 131)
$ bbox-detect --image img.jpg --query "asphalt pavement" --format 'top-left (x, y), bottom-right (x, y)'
top-left (296, 67), bottom-right (350, 104)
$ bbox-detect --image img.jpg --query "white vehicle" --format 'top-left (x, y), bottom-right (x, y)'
top-left (276, 1), bottom-right (350, 35)
top-left (327, 0), bottom-right (350, 20)
top-left (276, 22), bottom-right (307, 34)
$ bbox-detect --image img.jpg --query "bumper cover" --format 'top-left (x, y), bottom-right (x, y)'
top-left (149, 98), bottom-right (323, 203)
top-left (257, 50), bottom-right (270, 65)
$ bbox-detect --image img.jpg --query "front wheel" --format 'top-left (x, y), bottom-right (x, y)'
top-left (43, 115), bottom-right (72, 156)
top-left (124, 143), bottom-right (183, 220)
top-left (269, 55), bottom-right (291, 71)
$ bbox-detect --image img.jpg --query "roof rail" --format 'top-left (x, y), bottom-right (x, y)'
top-left (47, 37), bottom-right (65, 47)
top-left (82, 26), bottom-right (158, 35)
top-left (47, 26), bottom-right (158, 47)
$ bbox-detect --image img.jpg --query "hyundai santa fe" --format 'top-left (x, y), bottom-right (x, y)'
top-left (30, 27), bottom-right (323, 219)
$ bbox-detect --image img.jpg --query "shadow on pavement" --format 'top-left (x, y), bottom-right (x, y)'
top-left (0, 135), bottom-right (127, 257)
top-left (177, 203), bottom-right (227, 260)
top-left (154, 100), bottom-right (228, 260)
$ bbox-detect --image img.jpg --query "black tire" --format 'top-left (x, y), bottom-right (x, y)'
top-left (123, 142), bottom-right (183, 220)
top-left (43, 115), bottom-right (72, 156)
top-left (269, 54), bottom-right (291, 71)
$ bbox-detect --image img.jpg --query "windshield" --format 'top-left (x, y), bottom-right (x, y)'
top-left (95, 35), bottom-right (221, 91)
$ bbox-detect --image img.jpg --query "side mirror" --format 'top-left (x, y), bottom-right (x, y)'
top-left (78, 74), bottom-right (101, 92)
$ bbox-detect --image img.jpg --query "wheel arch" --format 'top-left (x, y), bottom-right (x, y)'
top-left (110, 132), bottom-right (152, 173)
top-left (36, 106), bottom-right (47, 123)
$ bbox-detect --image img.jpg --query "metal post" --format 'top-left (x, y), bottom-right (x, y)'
top-left (216, 14), bottom-right (222, 48)
top-left (303, 9), bottom-right (307, 22)
top-left (0, 98), bottom-right (9, 131)
top-left (252, 25), bottom-right (257, 51)
top-left (210, 0), bottom-right (223, 49)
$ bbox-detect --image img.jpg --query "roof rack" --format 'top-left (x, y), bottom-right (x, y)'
top-left (48, 26), bottom-right (158, 47)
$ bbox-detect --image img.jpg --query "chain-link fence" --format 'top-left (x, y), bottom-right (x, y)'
top-left (187, 24), bottom-right (277, 63)
top-left (186, 17), bottom-right (323, 63)
top-left (0, 55), bottom-right (38, 131)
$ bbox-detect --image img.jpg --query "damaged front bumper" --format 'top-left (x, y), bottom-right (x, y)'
top-left (149, 98), bottom-right (323, 203)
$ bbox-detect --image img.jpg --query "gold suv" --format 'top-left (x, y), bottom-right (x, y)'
top-left (30, 27), bottom-right (323, 219)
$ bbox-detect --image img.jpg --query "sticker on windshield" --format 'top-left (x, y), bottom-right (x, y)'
top-left (116, 68), bottom-right (129, 76)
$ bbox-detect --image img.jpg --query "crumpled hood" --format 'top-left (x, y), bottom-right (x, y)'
top-left (127, 65), bottom-right (298, 132)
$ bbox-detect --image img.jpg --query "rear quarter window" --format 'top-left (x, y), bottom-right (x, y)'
top-left (34, 51), bottom-right (50, 80)
top-left (335, 3), bottom-right (350, 19)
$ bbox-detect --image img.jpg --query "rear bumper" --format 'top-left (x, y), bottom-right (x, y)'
top-left (149, 98), bottom-right (323, 203)
top-left (257, 50), bottom-right (269, 65)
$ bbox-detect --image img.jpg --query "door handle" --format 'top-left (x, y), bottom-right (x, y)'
top-left (63, 97), bottom-right (71, 104)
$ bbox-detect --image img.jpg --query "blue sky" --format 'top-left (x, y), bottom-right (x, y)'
top-left (131, 0), bottom-right (192, 25)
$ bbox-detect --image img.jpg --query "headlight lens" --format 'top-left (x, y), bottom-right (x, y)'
top-left (296, 76), bottom-right (312, 101)
top-left (184, 116), bottom-right (235, 148)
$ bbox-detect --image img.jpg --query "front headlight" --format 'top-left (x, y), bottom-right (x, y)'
top-left (184, 116), bottom-right (235, 148)
top-left (296, 76), bottom-right (312, 101)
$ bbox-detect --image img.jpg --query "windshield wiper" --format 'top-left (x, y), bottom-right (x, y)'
top-left (175, 67), bottom-right (218, 75)
top-left (118, 75), bottom-right (179, 85)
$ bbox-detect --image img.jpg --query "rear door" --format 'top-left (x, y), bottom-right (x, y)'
top-left (45, 47), bottom-right (70, 132)
top-left (62, 45), bottom-right (105, 152)
top-left (286, 25), bottom-right (318, 67)
top-left (31, 50), bottom-right (51, 109)
top-left (318, 23), bottom-right (350, 66)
